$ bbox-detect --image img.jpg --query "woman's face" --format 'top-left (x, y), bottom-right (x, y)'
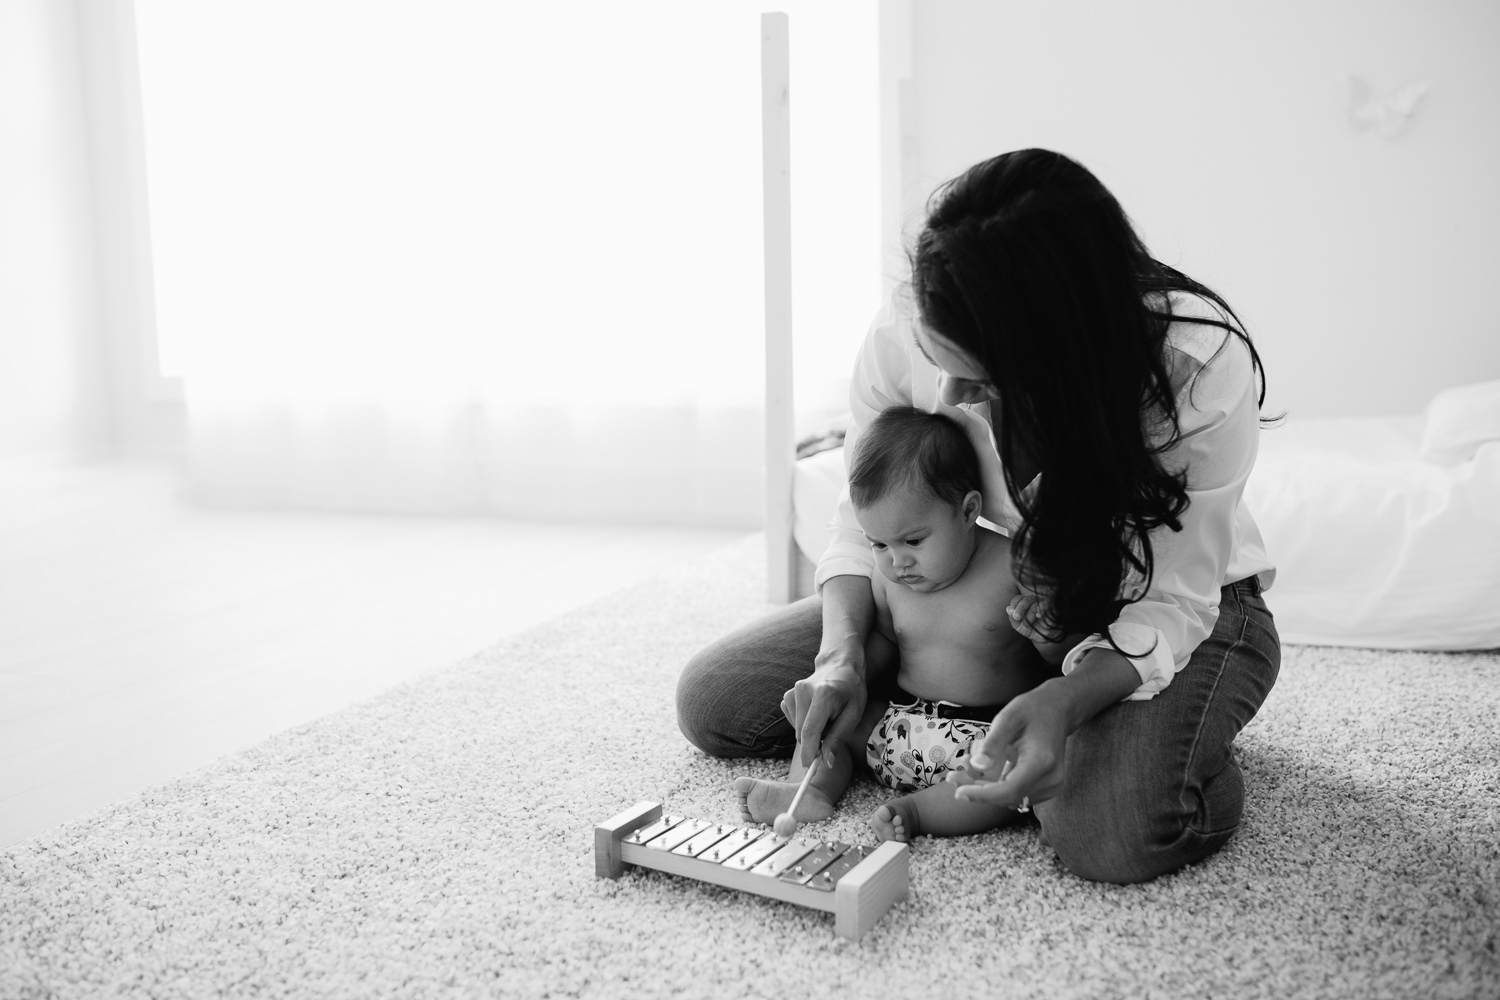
top-left (914, 322), bottom-right (999, 407)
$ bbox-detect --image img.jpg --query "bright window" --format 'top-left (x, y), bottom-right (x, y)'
top-left (135, 1), bottom-right (879, 415)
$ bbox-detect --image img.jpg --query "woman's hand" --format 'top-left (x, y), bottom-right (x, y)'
top-left (786, 573), bottom-right (877, 768)
top-left (950, 648), bottom-right (1142, 810)
top-left (783, 644), bottom-right (867, 768)
top-left (948, 679), bottom-right (1072, 810)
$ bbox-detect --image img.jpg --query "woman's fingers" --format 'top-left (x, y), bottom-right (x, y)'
top-left (965, 701), bottom-right (1020, 776)
top-left (960, 722), bottom-right (1020, 785)
top-left (786, 666), bottom-right (866, 767)
top-left (786, 675), bottom-right (822, 725)
top-left (954, 752), bottom-right (1055, 809)
top-left (954, 739), bottom-right (1061, 808)
top-left (951, 693), bottom-right (1064, 809)
top-left (796, 697), bottom-right (834, 767)
top-left (817, 698), bottom-right (865, 767)
top-left (943, 765), bottom-right (976, 786)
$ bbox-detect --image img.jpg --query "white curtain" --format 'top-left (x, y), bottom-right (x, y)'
top-left (135, 0), bottom-right (879, 525)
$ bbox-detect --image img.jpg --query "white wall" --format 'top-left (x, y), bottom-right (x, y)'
top-left (899, 0), bottom-right (1500, 419)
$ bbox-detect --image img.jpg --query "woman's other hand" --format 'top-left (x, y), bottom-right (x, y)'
top-left (951, 648), bottom-right (1143, 809)
top-left (949, 680), bottom-right (1071, 810)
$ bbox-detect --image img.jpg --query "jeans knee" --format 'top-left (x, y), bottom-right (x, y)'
top-left (674, 651), bottom-right (792, 759)
top-left (677, 721), bottom-right (743, 759)
top-left (672, 597), bottom-right (821, 760)
top-left (675, 654), bottom-right (734, 757)
top-left (1041, 765), bottom-right (1244, 885)
top-left (1046, 820), bottom-right (1188, 885)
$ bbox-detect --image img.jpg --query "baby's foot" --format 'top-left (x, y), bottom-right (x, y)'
top-left (869, 796), bottom-right (922, 844)
top-left (732, 776), bottom-right (834, 826)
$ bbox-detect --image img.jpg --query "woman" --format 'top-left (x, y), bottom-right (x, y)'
top-left (676, 148), bottom-right (1281, 884)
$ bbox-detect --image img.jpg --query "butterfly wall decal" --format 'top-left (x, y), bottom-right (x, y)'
top-left (1347, 75), bottom-right (1436, 138)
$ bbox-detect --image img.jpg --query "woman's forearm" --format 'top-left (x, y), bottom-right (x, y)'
top-left (1035, 633), bottom-right (1089, 667)
top-left (1046, 646), bottom-right (1144, 732)
top-left (817, 574), bottom-right (875, 677)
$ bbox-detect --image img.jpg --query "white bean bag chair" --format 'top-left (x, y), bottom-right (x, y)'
top-left (1245, 380), bottom-right (1500, 649)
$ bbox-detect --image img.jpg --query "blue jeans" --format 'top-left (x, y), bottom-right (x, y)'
top-left (675, 577), bottom-right (1280, 884)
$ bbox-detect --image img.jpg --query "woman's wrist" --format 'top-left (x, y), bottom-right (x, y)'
top-left (1034, 632), bottom-right (1088, 667)
top-left (1041, 646), bottom-right (1142, 732)
top-left (813, 644), bottom-right (865, 681)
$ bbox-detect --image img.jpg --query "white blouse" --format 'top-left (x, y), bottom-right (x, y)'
top-left (814, 289), bottom-right (1276, 700)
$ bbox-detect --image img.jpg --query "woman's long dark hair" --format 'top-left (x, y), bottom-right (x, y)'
top-left (909, 148), bottom-right (1269, 647)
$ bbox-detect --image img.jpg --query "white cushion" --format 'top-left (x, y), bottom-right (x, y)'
top-left (1420, 379), bottom-right (1500, 464)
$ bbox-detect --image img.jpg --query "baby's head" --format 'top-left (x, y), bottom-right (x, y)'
top-left (849, 406), bottom-right (983, 593)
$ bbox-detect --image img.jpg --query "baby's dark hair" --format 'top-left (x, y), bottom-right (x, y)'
top-left (848, 406), bottom-right (982, 510)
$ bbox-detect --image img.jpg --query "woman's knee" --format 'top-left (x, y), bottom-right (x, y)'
top-left (673, 597), bottom-right (822, 759)
top-left (1044, 818), bottom-right (1226, 886)
top-left (675, 649), bottom-right (759, 758)
top-left (1039, 757), bottom-right (1245, 884)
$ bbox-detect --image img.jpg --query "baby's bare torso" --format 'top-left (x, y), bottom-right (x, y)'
top-left (872, 528), bottom-right (1038, 707)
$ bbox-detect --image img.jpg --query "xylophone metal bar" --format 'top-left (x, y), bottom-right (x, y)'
top-left (594, 800), bottom-right (909, 940)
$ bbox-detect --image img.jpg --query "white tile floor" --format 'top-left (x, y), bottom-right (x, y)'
top-left (0, 461), bottom-right (747, 848)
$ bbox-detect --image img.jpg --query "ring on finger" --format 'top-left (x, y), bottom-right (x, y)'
top-left (1017, 795), bottom-right (1031, 814)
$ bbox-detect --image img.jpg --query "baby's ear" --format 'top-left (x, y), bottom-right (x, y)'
top-left (962, 489), bottom-right (983, 524)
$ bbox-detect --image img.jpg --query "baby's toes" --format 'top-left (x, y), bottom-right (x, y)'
top-left (868, 804), bottom-right (902, 843)
top-left (731, 776), bottom-right (756, 822)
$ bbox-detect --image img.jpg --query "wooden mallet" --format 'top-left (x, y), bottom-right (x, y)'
top-left (773, 755), bottom-right (821, 838)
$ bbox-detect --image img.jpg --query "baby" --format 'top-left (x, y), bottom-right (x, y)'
top-left (735, 405), bottom-right (1061, 842)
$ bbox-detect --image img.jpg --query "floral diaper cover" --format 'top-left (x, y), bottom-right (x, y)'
top-left (865, 696), bottom-right (991, 792)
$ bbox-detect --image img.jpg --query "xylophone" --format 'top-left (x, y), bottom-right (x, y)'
top-left (594, 801), bottom-right (909, 940)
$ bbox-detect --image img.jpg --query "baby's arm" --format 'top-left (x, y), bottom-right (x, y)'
top-left (1006, 593), bottom-right (1086, 666)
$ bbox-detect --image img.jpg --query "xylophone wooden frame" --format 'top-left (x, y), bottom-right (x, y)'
top-left (594, 801), bottom-right (909, 941)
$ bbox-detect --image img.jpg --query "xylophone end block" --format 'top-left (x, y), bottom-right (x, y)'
top-left (832, 840), bottom-right (909, 940)
top-left (595, 800), bottom-right (662, 878)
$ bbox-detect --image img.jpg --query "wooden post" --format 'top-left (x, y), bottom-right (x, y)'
top-left (761, 12), bottom-right (797, 604)
top-left (878, 0), bottom-right (918, 301)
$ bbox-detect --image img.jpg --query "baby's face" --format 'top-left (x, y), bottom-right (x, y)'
top-left (854, 486), bottom-right (976, 594)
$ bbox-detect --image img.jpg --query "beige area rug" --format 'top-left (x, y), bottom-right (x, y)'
top-left (3, 534), bottom-right (1497, 999)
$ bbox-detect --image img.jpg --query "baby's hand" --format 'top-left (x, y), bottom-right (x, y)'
top-left (1005, 593), bottom-right (1050, 643)
top-left (1008, 593), bottom-right (1086, 666)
